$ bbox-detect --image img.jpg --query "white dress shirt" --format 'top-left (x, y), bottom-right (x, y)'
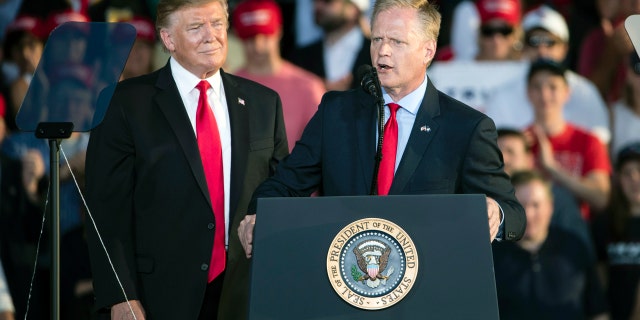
top-left (170, 58), bottom-right (232, 246)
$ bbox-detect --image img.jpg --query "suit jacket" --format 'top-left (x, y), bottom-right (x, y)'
top-left (85, 62), bottom-right (288, 319)
top-left (250, 79), bottom-right (526, 241)
top-left (291, 37), bottom-right (372, 89)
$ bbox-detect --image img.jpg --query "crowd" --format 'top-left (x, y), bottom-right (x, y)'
top-left (0, 0), bottom-right (637, 319)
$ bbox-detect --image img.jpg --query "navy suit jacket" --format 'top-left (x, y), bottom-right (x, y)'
top-left (250, 79), bottom-right (525, 241)
top-left (85, 62), bottom-right (288, 319)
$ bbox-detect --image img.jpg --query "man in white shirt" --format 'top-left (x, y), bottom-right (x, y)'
top-left (290, 0), bottom-right (372, 90)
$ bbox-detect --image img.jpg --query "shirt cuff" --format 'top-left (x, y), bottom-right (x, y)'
top-left (493, 199), bottom-right (505, 241)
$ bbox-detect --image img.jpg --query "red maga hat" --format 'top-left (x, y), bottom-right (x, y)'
top-left (477, 0), bottom-right (521, 26)
top-left (232, 0), bottom-right (282, 40)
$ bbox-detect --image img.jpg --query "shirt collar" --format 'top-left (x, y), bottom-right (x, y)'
top-left (170, 57), bottom-right (222, 98)
top-left (382, 75), bottom-right (428, 115)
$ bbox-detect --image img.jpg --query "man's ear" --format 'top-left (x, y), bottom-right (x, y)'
top-left (423, 39), bottom-right (437, 66)
top-left (159, 29), bottom-right (175, 52)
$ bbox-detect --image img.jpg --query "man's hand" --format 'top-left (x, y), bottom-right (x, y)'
top-left (532, 125), bottom-right (557, 173)
top-left (21, 149), bottom-right (45, 202)
top-left (111, 300), bottom-right (145, 320)
top-left (487, 197), bottom-right (501, 242)
top-left (0, 311), bottom-right (15, 320)
top-left (238, 214), bottom-right (256, 259)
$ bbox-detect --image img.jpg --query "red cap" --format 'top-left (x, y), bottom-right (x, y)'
top-left (0, 94), bottom-right (6, 118)
top-left (44, 10), bottom-right (90, 37)
top-left (125, 16), bottom-right (156, 43)
top-left (6, 15), bottom-right (46, 39)
top-left (232, 0), bottom-right (282, 40)
top-left (477, 0), bottom-right (521, 26)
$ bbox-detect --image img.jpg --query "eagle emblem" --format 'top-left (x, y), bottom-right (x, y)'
top-left (352, 240), bottom-right (395, 288)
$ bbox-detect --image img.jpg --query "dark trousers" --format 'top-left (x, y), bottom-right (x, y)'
top-left (198, 272), bottom-right (225, 320)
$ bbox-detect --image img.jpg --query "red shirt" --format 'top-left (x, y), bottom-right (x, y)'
top-left (529, 124), bottom-right (612, 219)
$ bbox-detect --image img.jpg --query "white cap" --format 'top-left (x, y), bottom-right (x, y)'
top-left (349, 0), bottom-right (370, 14)
top-left (522, 5), bottom-right (569, 42)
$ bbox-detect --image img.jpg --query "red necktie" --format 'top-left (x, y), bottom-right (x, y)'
top-left (378, 103), bottom-right (400, 195)
top-left (196, 80), bottom-right (226, 282)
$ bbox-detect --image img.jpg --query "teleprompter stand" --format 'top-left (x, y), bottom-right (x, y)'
top-left (16, 22), bottom-right (135, 320)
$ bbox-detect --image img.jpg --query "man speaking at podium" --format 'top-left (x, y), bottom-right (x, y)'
top-left (84, 0), bottom-right (288, 319)
top-left (239, 0), bottom-right (526, 257)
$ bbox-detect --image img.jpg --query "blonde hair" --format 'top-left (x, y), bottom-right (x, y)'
top-left (371, 0), bottom-right (441, 42)
top-left (156, 0), bottom-right (229, 32)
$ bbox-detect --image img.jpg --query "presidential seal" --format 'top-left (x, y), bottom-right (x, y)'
top-left (326, 218), bottom-right (418, 310)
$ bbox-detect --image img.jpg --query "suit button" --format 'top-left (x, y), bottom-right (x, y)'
top-left (201, 263), bottom-right (209, 271)
top-left (208, 223), bottom-right (214, 230)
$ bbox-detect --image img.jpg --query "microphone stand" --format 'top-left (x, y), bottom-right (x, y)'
top-left (369, 74), bottom-right (385, 196)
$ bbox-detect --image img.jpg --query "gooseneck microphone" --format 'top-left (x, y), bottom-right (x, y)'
top-left (357, 64), bottom-right (386, 196)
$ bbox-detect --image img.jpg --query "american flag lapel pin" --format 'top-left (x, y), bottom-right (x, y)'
top-left (238, 97), bottom-right (245, 106)
top-left (420, 125), bottom-right (430, 132)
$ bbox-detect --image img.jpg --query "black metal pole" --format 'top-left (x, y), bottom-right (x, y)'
top-left (49, 139), bottom-right (60, 320)
top-left (36, 122), bottom-right (72, 320)
top-left (370, 96), bottom-right (386, 196)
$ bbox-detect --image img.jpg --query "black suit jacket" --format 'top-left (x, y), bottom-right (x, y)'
top-left (251, 79), bottom-right (526, 241)
top-left (291, 37), bottom-right (372, 89)
top-left (85, 62), bottom-right (288, 319)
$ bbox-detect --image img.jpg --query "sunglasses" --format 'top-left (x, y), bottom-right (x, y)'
top-left (480, 25), bottom-right (514, 37)
top-left (526, 35), bottom-right (559, 48)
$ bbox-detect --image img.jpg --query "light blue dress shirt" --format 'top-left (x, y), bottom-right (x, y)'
top-left (378, 75), bottom-right (505, 239)
top-left (380, 75), bottom-right (429, 173)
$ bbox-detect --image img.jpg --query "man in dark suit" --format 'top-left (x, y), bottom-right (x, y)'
top-left (84, 0), bottom-right (288, 319)
top-left (239, 0), bottom-right (526, 257)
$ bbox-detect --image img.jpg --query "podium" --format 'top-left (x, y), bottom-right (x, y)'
top-left (249, 194), bottom-right (499, 319)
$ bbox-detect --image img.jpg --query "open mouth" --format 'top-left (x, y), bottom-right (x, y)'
top-left (377, 63), bottom-right (392, 71)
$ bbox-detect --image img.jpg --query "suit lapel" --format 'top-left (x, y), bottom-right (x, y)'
top-left (389, 79), bottom-right (441, 194)
top-left (356, 90), bottom-right (378, 193)
top-left (221, 70), bottom-right (248, 224)
top-left (154, 63), bottom-right (212, 205)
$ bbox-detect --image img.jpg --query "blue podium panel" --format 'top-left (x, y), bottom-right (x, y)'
top-left (250, 194), bottom-right (499, 320)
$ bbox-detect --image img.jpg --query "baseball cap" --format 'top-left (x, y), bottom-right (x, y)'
top-left (616, 142), bottom-right (640, 169)
top-left (125, 16), bottom-right (156, 43)
top-left (476, 0), bottom-right (521, 27)
top-left (527, 58), bottom-right (567, 82)
top-left (44, 10), bottom-right (90, 38)
top-left (0, 94), bottom-right (6, 118)
top-left (6, 15), bottom-right (47, 39)
top-left (349, 0), bottom-right (370, 14)
top-left (522, 5), bottom-right (569, 42)
top-left (232, 0), bottom-right (282, 39)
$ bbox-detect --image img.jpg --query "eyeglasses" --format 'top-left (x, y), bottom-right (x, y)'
top-left (526, 35), bottom-right (559, 48)
top-left (480, 25), bottom-right (514, 37)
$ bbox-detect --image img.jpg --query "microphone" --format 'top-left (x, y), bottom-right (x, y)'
top-left (357, 65), bottom-right (381, 99)
top-left (357, 65), bottom-right (386, 195)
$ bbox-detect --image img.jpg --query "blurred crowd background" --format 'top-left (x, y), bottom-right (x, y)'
top-left (0, 0), bottom-right (639, 319)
